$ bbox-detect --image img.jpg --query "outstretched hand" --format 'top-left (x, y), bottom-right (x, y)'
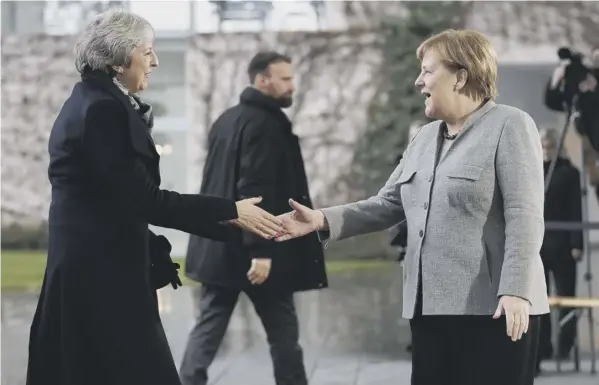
top-left (229, 197), bottom-right (285, 239)
top-left (275, 199), bottom-right (325, 242)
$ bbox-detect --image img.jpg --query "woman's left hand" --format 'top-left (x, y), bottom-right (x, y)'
top-left (493, 295), bottom-right (530, 342)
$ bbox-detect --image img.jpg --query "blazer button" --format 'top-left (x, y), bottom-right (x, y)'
top-left (423, 202), bottom-right (428, 210)
top-left (419, 230), bottom-right (424, 237)
top-left (428, 176), bottom-right (433, 182)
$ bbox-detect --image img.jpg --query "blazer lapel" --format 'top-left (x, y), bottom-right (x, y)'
top-left (437, 100), bottom-right (497, 164)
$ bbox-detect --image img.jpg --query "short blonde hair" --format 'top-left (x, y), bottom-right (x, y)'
top-left (417, 29), bottom-right (498, 101)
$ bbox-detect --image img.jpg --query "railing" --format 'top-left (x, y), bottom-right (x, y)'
top-left (547, 296), bottom-right (599, 374)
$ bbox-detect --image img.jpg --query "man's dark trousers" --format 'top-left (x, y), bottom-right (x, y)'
top-left (179, 284), bottom-right (307, 385)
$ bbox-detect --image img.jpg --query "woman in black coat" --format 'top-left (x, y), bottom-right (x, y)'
top-left (26, 9), bottom-right (283, 385)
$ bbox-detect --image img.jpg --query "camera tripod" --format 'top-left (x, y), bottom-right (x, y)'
top-left (544, 96), bottom-right (597, 374)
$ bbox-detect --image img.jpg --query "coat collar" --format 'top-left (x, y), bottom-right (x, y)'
top-left (239, 87), bottom-right (293, 134)
top-left (80, 68), bottom-right (159, 161)
top-left (81, 68), bottom-right (134, 114)
top-left (461, 99), bottom-right (496, 131)
top-left (240, 86), bottom-right (284, 112)
top-left (434, 99), bottom-right (497, 164)
top-left (438, 99), bottom-right (497, 136)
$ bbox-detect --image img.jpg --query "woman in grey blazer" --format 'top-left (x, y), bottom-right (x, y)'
top-left (277, 29), bottom-right (549, 385)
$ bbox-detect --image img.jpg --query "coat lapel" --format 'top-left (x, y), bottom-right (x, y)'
top-left (81, 70), bottom-right (160, 181)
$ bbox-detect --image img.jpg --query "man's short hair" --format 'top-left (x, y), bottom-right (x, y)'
top-left (247, 51), bottom-right (292, 83)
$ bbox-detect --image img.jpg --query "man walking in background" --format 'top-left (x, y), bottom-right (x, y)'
top-left (180, 51), bottom-right (328, 385)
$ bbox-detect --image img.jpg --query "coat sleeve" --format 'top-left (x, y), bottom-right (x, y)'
top-left (318, 153), bottom-right (406, 245)
top-left (544, 80), bottom-right (566, 112)
top-left (568, 167), bottom-right (584, 251)
top-left (495, 111), bottom-right (545, 303)
top-left (236, 117), bottom-right (278, 257)
top-left (81, 99), bottom-right (238, 240)
top-left (149, 230), bottom-right (172, 264)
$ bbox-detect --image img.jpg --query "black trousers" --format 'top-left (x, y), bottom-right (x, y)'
top-left (410, 314), bottom-right (540, 385)
top-left (179, 284), bottom-right (307, 385)
top-left (539, 255), bottom-right (578, 360)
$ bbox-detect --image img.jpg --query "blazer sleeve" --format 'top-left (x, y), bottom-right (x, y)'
top-left (495, 111), bottom-right (545, 302)
top-left (318, 153), bottom-right (406, 245)
top-left (568, 167), bottom-right (584, 251)
top-left (236, 117), bottom-right (278, 257)
top-left (81, 100), bottom-right (238, 239)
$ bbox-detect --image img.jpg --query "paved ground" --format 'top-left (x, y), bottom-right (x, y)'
top-left (2, 264), bottom-right (598, 384)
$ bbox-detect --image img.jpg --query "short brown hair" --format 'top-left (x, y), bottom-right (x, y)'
top-left (417, 29), bottom-right (498, 101)
top-left (247, 51), bottom-right (292, 83)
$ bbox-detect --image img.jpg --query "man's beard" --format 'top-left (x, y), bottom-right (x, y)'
top-left (265, 85), bottom-right (293, 108)
top-left (277, 95), bottom-right (293, 108)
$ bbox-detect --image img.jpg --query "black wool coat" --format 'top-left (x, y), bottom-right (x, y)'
top-left (26, 69), bottom-right (239, 385)
top-left (542, 157), bottom-right (583, 261)
top-left (185, 87), bottom-right (328, 293)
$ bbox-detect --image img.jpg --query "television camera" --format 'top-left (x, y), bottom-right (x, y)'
top-left (557, 47), bottom-right (592, 106)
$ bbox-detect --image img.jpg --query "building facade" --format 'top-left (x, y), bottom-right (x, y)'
top-left (1, 0), bottom-right (593, 255)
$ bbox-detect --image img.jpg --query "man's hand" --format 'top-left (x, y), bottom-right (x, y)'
top-left (247, 258), bottom-right (271, 285)
top-left (571, 248), bottom-right (583, 262)
top-left (579, 73), bottom-right (597, 93)
top-left (550, 64), bottom-right (566, 89)
top-left (493, 295), bottom-right (531, 342)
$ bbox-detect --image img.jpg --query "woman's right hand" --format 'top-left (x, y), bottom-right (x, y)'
top-left (275, 199), bottom-right (326, 242)
top-left (229, 197), bottom-right (284, 239)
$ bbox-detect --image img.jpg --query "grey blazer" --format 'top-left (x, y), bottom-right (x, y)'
top-left (321, 101), bottom-right (550, 318)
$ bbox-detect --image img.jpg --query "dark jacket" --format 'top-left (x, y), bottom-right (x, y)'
top-left (26, 69), bottom-right (238, 385)
top-left (544, 68), bottom-right (599, 149)
top-left (542, 157), bottom-right (583, 261)
top-left (185, 87), bottom-right (327, 292)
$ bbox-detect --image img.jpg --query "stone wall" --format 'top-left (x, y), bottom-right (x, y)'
top-left (1, 35), bottom-right (79, 226)
top-left (0, 30), bottom-right (382, 226)
top-left (5, 1), bottom-right (598, 225)
top-left (186, 30), bottom-right (382, 207)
